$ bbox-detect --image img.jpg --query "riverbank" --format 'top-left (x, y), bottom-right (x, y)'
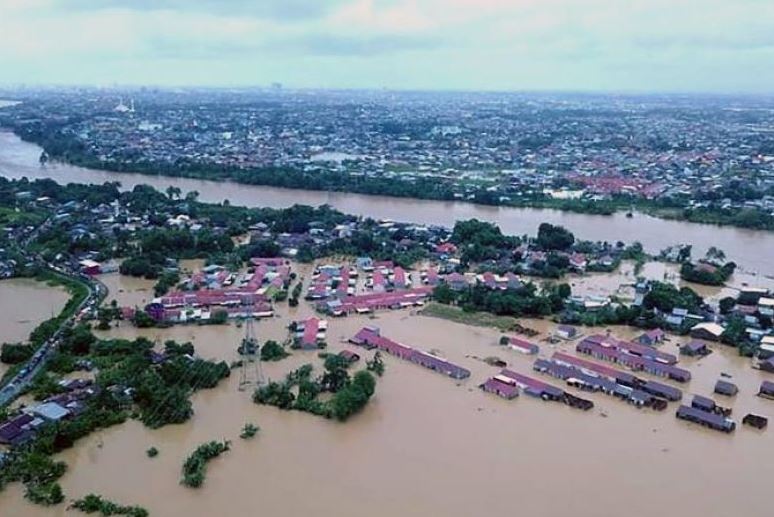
top-left (23, 131), bottom-right (774, 233)
top-left (2, 131), bottom-right (774, 276)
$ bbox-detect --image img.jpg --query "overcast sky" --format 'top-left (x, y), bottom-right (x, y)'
top-left (1, 0), bottom-right (773, 93)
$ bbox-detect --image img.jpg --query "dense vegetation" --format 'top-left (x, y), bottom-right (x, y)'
top-left (253, 358), bottom-right (377, 421)
top-left (433, 282), bottom-right (571, 318)
top-left (680, 261), bottom-right (736, 286)
top-left (0, 329), bottom-right (232, 506)
top-left (181, 440), bottom-right (231, 488)
top-left (260, 340), bottom-right (290, 362)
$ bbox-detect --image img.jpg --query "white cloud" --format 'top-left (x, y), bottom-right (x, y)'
top-left (0, 0), bottom-right (772, 92)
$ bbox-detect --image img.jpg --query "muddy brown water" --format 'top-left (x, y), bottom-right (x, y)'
top-left (0, 278), bottom-right (69, 378)
top-left (2, 271), bottom-right (774, 517)
top-left (1, 130), bottom-right (774, 276)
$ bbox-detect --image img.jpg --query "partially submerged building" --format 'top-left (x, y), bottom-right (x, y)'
top-left (676, 405), bottom-right (736, 433)
top-left (714, 379), bottom-right (738, 397)
top-left (758, 380), bottom-right (774, 399)
top-left (576, 339), bottom-right (690, 383)
top-left (350, 327), bottom-right (470, 380)
top-left (323, 287), bottom-right (432, 316)
top-left (480, 374), bottom-right (520, 400)
top-left (680, 341), bottom-right (711, 357)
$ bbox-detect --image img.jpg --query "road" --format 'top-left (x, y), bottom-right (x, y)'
top-left (0, 221), bottom-right (107, 406)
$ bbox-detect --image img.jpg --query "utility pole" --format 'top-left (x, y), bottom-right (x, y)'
top-left (238, 316), bottom-right (264, 391)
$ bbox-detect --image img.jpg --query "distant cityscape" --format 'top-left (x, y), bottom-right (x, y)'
top-left (1, 88), bottom-right (773, 226)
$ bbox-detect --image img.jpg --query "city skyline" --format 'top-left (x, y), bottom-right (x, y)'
top-left (2, 0), bottom-right (773, 94)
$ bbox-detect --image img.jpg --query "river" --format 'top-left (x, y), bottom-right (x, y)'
top-left (0, 130), bottom-right (772, 277)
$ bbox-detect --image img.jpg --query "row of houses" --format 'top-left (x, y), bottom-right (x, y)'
top-left (551, 352), bottom-right (683, 401)
top-left (349, 327), bottom-right (470, 380)
top-left (577, 338), bottom-right (691, 383)
top-left (676, 405), bottom-right (736, 433)
top-left (140, 260), bottom-right (293, 323)
top-left (480, 368), bottom-right (594, 410)
top-left (145, 297), bottom-right (273, 323)
top-left (582, 334), bottom-right (678, 365)
top-left (534, 358), bottom-right (668, 410)
top-left (307, 264), bottom-right (358, 300)
top-left (322, 287), bottom-right (433, 316)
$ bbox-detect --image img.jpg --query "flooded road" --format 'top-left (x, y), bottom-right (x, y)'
top-left (1, 130), bottom-right (773, 276)
top-left (0, 278), bottom-right (69, 377)
top-left (3, 272), bottom-right (774, 517)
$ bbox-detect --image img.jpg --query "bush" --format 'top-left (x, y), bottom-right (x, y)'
top-left (70, 494), bottom-right (149, 517)
top-left (181, 440), bottom-right (231, 488)
top-left (260, 340), bottom-right (289, 361)
top-left (25, 481), bottom-right (64, 506)
top-left (1, 343), bottom-right (34, 364)
top-left (240, 423), bottom-right (259, 439)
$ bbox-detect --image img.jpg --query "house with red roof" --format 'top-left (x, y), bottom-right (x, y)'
top-left (293, 317), bottom-right (328, 350)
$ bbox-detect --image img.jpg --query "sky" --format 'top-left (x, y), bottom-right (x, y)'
top-left (1, 0), bottom-right (773, 93)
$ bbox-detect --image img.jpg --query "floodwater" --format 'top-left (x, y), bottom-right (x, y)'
top-left (1, 130), bottom-right (774, 275)
top-left (570, 261), bottom-right (774, 303)
top-left (3, 273), bottom-right (774, 517)
top-left (0, 278), bottom-right (69, 377)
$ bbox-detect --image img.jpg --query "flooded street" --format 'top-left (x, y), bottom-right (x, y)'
top-left (0, 278), bottom-right (69, 377)
top-left (1, 130), bottom-right (774, 276)
top-left (3, 273), bottom-right (774, 517)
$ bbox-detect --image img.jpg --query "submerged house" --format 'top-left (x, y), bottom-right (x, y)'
top-left (293, 317), bottom-right (328, 350)
top-left (714, 380), bottom-right (738, 397)
top-left (581, 334), bottom-right (677, 365)
top-left (637, 329), bottom-right (666, 347)
top-left (504, 336), bottom-right (539, 355)
top-left (552, 352), bottom-right (683, 401)
top-left (555, 325), bottom-right (578, 340)
top-left (742, 414), bottom-right (768, 430)
top-left (690, 322), bottom-right (725, 342)
top-left (495, 368), bottom-right (593, 410)
top-left (323, 287), bottom-right (432, 316)
top-left (534, 359), bottom-right (667, 410)
top-left (350, 327), bottom-right (470, 380)
top-left (758, 381), bottom-right (774, 399)
top-left (480, 374), bottom-right (520, 400)
top-left (691, 395), bottom-right (731, 416)
top-left (676, 405), bottom-right (736, 433)
top-left (680, 341), bottom-right (711, 357)
top-left (577, 340), bottom-right (690, 383)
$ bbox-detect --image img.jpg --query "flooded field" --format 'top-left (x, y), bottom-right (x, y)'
top-left (569, 260), bottom-right (774, 304)
top-left (0, 278), bottom-right (69, 377)
top-left (3, 274), bottom-right (774, 517)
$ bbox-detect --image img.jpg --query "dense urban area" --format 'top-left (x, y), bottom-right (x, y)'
top-left (1, 88), bottom-right (774, 229)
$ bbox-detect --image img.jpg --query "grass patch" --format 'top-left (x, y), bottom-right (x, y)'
top-left (419, 302), bottom-right (520, 332)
